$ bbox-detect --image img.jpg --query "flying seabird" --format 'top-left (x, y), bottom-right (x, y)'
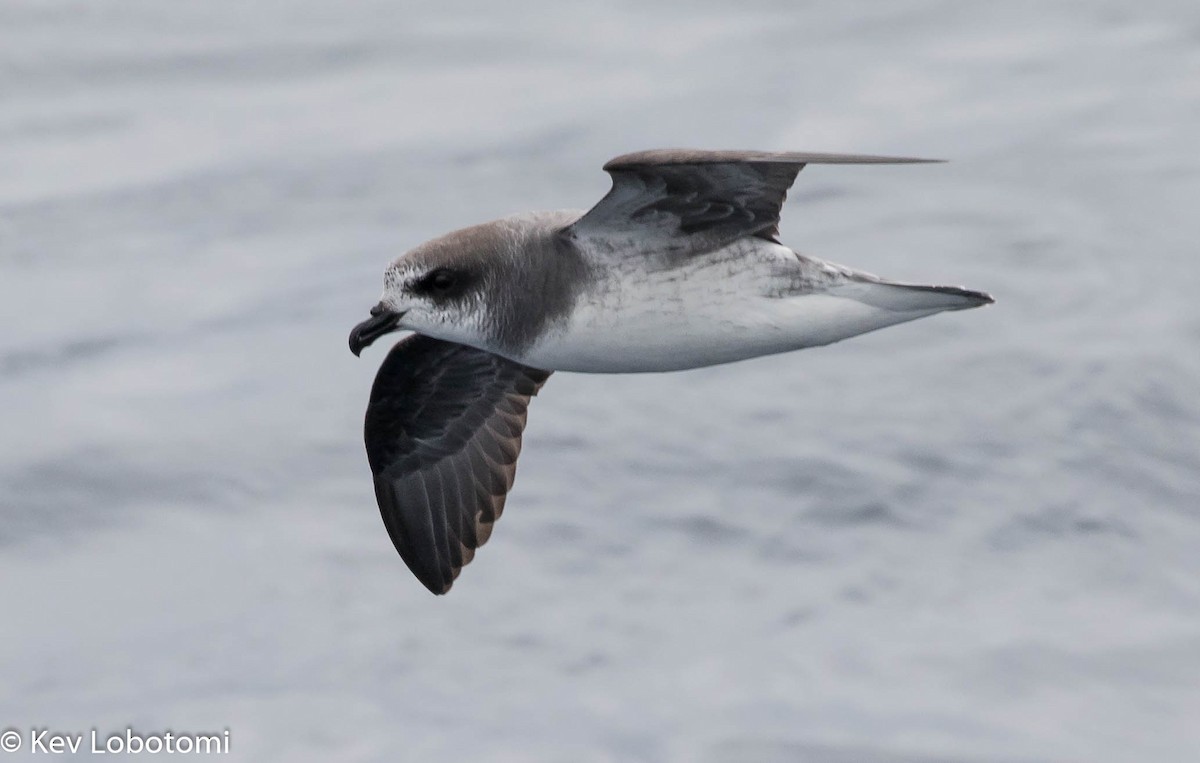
top-left (349, 149), bottom-right (993, 594)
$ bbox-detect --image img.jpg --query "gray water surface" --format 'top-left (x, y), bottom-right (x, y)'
top-left (2, 1), bottom-right (1199, 761)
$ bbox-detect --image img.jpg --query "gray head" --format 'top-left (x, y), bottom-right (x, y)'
top-left (348, 211), bottom-right (586, 357)
top-left (348, 221), bottom-right (508, 356)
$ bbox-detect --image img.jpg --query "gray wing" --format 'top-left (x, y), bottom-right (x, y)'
top-left (364, 334), bottom-right (551, 594)
top-left (565, 149), bottom-right (939, 259)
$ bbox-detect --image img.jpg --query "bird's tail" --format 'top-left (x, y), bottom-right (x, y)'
top-left (776, 270), bottom-right (992, 350)
top-left (836, 276), bottom-right (994, 313)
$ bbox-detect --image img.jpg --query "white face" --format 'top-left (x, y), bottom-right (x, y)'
top-left (380, 260), bottom-right (489, 346)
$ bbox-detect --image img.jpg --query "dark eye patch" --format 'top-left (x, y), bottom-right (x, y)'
top-left (411, 267), bottom-right (474, 300)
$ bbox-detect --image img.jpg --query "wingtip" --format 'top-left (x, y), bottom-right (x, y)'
top-left (414, 566), bottom-right (454, 595)
top-left (603, 149), bottom-right (948, 170)
top-left (802, 153), bottom-right (947, 165)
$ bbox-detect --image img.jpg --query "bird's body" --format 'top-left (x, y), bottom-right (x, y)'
top-left (348, 149), bottom-right (993, 594)
top-left (390, 209), bottom-right (985, 374)
top-left (526, 218), bottom-right (980, 372)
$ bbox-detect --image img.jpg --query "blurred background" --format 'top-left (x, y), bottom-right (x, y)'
top-left (2, 1), bottom-right (1198, 761)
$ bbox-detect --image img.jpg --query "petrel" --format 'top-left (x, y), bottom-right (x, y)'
top-left (349, 149), bottom-right (992, 594)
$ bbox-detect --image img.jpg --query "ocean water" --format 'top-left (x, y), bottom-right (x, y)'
top-left (2, 1), bottom-right (1199, 761)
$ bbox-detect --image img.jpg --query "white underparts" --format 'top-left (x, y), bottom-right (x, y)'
top-left (519, 239), bottom-right (982, 373)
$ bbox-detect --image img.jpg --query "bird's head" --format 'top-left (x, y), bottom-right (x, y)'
top-left (349, 225), bottom-right (500, 356)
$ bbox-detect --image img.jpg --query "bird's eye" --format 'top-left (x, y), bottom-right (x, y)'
top-left (412, 268), bottom-right (461, 296)
top-left (428, 269), bottom-right (456, 291)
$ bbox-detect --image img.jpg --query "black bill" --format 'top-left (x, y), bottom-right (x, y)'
top-left (349, 304), bottom-right (402, 356)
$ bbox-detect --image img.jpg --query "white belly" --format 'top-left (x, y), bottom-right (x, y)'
top-left (519, 240), bottom-right (948, 373)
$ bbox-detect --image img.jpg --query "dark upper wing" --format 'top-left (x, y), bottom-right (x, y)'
top-left (364, 334), bottom-right (551, 594)
top-left (565, 149), bottom-right (939, 259)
